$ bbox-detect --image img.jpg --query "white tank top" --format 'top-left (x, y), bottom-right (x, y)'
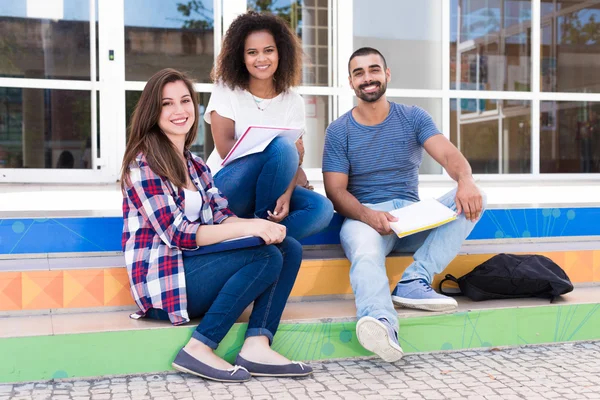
top-left (183, 188), bottom-right (203, 221)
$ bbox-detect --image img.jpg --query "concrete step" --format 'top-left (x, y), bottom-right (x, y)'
top-left (1, 285), bottom-right (599, 383)
top-left (1, 238), bottom-right (599, 314)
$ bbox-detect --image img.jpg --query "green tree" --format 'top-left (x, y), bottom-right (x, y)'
top-left (248, 0), bottom-right (303, 31)
top-left (561, 12), bottom-right (600, 44)
top-left (174, 0), bottom-right (214, 30)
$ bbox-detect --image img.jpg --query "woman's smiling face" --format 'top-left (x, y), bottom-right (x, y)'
top-left (244, 30), bottom-right (279, 83)
top-left (157, 80), bottom-right (195, 143)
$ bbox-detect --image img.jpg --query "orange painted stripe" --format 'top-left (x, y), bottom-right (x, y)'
top-left (1, 250), bottom-right (599, 311)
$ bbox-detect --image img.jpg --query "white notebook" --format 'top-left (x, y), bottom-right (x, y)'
top-left (221, 125), bottom-right (303, 167)
top-left (389, 198), bottom-right (457, 238)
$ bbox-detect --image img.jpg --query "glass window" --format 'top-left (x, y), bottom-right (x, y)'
top-left (450, 99), bottom-right (531, 173)
top-left (124, 0), bottom-right (215, 82)
top-left (125, 91), bottom-right (212, 159)
top-left (354, 0), bottom-right (442, 90)
top-left (301, 95), bottom-right (330, 168)
top-left (0, 0), bottom-right (92, 80)
top-left (541, 1), bottom-right (600, 93)
top-left (541, 101), bottom-right (599, 173)
top-left (248, 0), bottom-right (330, 86)
top-left (450, 0), bottom-right (531, 91)
top-left (0, 87), bottom-right (93, 169)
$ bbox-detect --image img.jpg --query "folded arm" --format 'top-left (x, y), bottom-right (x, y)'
top-left (210, 111), bottom-right (237, 159)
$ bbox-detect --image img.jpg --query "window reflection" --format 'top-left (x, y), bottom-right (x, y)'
top-left (541, 1), bottom-right (600, 93)
top-left (541, 101), bottom-right (600, 173)
top-left (0, 87), bottom-right (93, 169)
top-left (0, 0), bottom-right (93, 80)
top-left (354, 0), bottom-right (442, 90)
top-left (450, 99), bottom-right (531, 174)
top-left (450, 0), bottom-right (531, 91)
top-left (301, 95), bottom-right (330, 168)
top-left (124, 0), bottom-right (214, 82)
top-left (248, 0), bottom-right (330, 86)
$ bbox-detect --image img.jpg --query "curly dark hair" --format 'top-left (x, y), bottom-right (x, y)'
top-left (213, 11), bottom-right (302, 93)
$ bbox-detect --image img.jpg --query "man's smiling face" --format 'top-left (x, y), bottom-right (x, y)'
top-left (348, 53), bottom-right (390, 103)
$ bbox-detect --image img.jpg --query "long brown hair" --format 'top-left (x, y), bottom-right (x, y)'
top-left (121, 68), bottom-right (199, 189)
top-left (212, 11), bottom-right (302, 93)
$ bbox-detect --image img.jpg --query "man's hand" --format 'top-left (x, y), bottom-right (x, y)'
top-left (362, 208), bottom-right (398, 235)
top-left (455, 177), bottom-right (483, 222)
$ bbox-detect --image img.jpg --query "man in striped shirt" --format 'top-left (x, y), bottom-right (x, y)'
top-left (323, 47), bottom-right (486, 362)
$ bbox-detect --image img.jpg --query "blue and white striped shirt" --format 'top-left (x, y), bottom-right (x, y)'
top-left (323, 102), bottom-right (440, 204)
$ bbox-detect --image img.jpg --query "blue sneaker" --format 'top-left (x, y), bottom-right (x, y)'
top-left (355, 316), bottom-right (404, 362)
top-left (392, 279), bottom-right (458, 311)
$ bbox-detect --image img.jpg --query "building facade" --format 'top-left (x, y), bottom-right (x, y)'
top-left (0, 0), bottom-right (598, 184)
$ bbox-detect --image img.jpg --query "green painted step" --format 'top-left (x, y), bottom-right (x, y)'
top-left (1, 287), bottom-right (600, 383)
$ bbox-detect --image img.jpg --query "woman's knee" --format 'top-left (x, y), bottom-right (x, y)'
top-left (252, 245), bottom-right (284, 281)
top-left (264, 137), bottom-right (299, 166)
top-left (314, 195), bottom-right (334, 224)
top-left (295, 190), bottom-right (334, 228)
top-left (279, 236), bottom-right (303, 263)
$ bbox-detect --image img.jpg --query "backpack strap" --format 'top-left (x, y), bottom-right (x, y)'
top-left (439, 274), bottom-right (462, 296)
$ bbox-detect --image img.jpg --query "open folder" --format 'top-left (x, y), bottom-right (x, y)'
top-left (389, 198), bottom-right (457, 238)
top-left (222, 126), bottom-right (303, 166)
top-left (182, 236), bottom-right (265, 257)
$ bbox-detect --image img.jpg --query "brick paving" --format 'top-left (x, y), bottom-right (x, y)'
top-left (2, 341), bottom-right (600, 399)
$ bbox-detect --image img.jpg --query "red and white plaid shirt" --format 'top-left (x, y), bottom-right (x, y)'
top-left (122, 151), bottom-right (234, 325)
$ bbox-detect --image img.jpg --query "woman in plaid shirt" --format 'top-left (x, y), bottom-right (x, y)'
top-left (121, 69), bottom-right (311, 382)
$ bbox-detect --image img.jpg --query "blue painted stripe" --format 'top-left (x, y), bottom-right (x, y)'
top-left (1, 207), bottom-right (599, 255)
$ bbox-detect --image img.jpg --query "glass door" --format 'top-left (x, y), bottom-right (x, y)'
top-left (0, 0), bottom-right (122, 183)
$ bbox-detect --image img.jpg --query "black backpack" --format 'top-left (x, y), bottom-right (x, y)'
top-left (439, 253), bottom-right (574, 301)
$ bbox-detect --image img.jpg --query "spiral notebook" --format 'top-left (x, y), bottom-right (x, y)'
top-left (388, 198), bottom-right (457, 238)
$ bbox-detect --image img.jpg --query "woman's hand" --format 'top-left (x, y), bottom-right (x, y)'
top-left (246, 219), bottom-right (286, 244)
top-left (267, 192), bottom-right (291, 222)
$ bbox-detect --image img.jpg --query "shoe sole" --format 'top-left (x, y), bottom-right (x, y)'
top-left (356, 317), bottom-right (404, 363)
top-left (392, 295), bottom-right (458, 312)
top-left (249, 371), bottom-right (313, 377)
top-left (171, 362), bottom-right (250, 383)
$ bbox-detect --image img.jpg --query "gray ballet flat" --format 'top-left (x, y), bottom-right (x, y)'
top-left (172, 349), bottom-right (251, 383)
top-left (235, 354), bottom-right (313, 377)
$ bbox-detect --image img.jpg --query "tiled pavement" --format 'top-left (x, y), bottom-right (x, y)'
top-left (2, 341), bottom-right (600, 399)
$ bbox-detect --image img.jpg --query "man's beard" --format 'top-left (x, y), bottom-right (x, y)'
top-left (355, 81), bottom-right (387, 103)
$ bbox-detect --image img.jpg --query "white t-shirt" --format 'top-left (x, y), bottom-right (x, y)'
top-left (183, 188), bottom-right (203, 222)
top-left (204, 82), bottom-right (305, 175)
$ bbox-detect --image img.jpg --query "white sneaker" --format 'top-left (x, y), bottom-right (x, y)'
top-left (356, 316), bottom-right (404, 362)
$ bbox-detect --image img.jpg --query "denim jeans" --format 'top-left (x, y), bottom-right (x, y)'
top-left (339, 188), bottom-right (487, 327)
top-left (146, 237), bottom-right (303, 349)
top-left (214, 137), bottom-right (334, 240)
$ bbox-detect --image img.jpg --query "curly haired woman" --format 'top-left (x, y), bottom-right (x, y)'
top-left (205, 11), bottom-right (333, 240)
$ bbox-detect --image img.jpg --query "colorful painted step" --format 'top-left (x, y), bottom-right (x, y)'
top-left (2, 206), bottom-right (600, 254)
top-left (1, 286), bottom-right (599, 383)
top-left (1, 240), bottom-right (599, 313)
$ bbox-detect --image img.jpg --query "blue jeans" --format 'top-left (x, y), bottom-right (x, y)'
top-left (340, 188), bottom-right (487, 327)
top-left (147, 237), bottom-right (303, 349)
top-left (214, 137), bottom-right (334, 240)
